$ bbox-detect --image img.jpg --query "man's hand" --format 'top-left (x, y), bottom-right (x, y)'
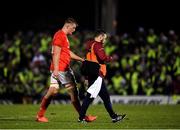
top-left (70, 51), bottom-right (84, 62)
top-left (53, 70), bottom-right (59, 79)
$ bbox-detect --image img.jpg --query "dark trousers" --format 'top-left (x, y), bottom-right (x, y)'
top-left (79, 79), bottom-right (115, 120)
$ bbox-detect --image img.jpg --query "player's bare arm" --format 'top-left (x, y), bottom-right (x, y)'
top-left (70, 51), bottom-right (84, 62)
top-left (52, 45), bottom-right (61, 77)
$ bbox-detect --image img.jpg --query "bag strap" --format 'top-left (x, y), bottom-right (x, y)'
top-left (90, 42), bottom-right (98, 63)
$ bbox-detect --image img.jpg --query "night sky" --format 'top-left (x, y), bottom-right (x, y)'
top-left (117, 1), bottom-right (179, 33)
top-left (0, 0), bottom-right (179, 34)
top-left (0, 0), bottom-right (96, 33)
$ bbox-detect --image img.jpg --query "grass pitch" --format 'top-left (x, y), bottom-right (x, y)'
top-left (0, 104), bottom-right (180, 129)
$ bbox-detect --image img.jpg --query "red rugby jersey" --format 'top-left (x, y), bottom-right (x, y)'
top-left (50, 30), bottom-right (70, 71)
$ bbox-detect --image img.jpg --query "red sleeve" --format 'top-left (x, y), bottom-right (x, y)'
top-left (94, 42), bottom-right (112, 63)
top-left (53, 33), bottom-right (64, 47)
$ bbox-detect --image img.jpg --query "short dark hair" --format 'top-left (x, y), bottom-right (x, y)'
top-left (94, 29), bottom-right (106, 37)
top-left (65, 17), bottom-right (78, 26)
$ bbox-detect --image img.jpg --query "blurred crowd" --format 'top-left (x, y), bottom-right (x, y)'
top-left (0, 27), bottom-right (179, 103)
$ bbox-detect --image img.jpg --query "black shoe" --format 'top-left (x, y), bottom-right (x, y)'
top-left (112, 114), bottom-right (126, 123)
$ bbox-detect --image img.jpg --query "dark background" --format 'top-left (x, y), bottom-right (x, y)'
top-left (0, 0), bottom-right (179, 34)
top-left (117, 1), bottom-right (179, 33)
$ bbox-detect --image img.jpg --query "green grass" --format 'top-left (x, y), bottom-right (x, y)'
top-left (0, 104), bottom-right (180, 129)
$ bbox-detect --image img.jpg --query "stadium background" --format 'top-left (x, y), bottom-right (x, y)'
top-left (0, 0), bottom-right (179, 104)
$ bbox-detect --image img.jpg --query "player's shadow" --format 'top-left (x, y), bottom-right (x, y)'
top-left (95, 117), bottom-right (129, 124)
top-left (56, 117), bottom-right (129, 124)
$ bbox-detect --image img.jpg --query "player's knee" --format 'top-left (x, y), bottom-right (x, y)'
top-left (50, 83), bottom-right (59, 89)
top-left (65, 83), bottom-right (75, 91)
top-left (52, 89), bottom-right (58, 95)
top-left (68, 87), bottom-right (78, 97)
top-left (49, 85), bottom-right (59, 96)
